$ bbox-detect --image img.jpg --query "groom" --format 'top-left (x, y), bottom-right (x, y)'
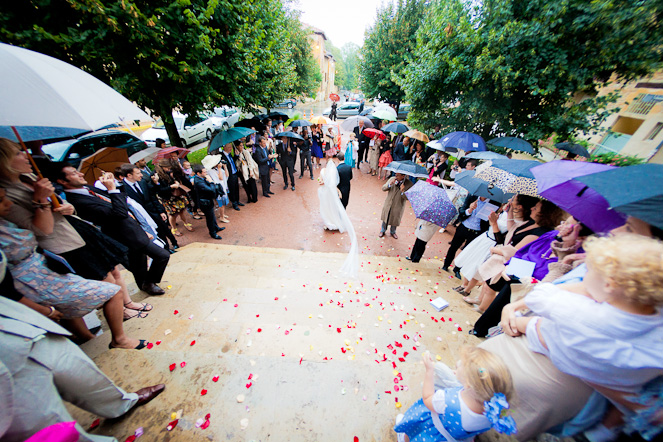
top-left (335, 152), bottom-right (353, 209)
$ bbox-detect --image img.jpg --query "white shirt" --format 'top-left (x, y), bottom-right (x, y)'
top-left (524, 283), bottom-right (663, 392)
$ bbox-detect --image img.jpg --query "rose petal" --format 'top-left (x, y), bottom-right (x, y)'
top-left (166, 419), bottom-right (178, 431)
top-left (190, 340), bottom-right (196, 346)
top-left (180, 361), bottom-right (186, 368)
top-left (212, 376), bottom-right (219, 382)
top-left (169, 363), bottom-right (176, 372)
top-left (88, 419), bottom-right (100, 430)
top-left (146, 343), bottom-right (154, 349)
top-left (201, 389), bottom-right (207, 396)
top-left (156, 340), bottom-right (162, 345)
top-left (173, 310), bottom-right (178, 315)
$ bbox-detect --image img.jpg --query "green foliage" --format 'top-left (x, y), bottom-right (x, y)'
top-left (339, 43), bottom-right (360, 91)
top-left (359, 0), bottom-right (428, 106)
top-left (588, 152), bottom-right (645, 167)
top-left (402, 0), bottom-right (663, 141)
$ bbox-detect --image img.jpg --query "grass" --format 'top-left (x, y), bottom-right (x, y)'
top-left (187, 148), bottom-right (208, 165)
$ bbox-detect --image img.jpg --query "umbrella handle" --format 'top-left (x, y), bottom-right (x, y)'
top-left (11, 127), bottom-right (61, 208)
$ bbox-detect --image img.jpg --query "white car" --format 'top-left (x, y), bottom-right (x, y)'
top-left (140, 112), bottom-right (215, 148)
top-left (206, 106), bottom-right (240, 132)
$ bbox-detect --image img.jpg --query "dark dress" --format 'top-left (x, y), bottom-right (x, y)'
top-left (311, 133), bottom-right (324, 159)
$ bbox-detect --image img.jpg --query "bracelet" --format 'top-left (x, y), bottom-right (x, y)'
top-left (47, 306), bottom-right (56, 317)
top-left (32, 200), bottom-right (52, 209)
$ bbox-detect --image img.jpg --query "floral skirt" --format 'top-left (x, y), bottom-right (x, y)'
top-left (158, 194), bottom-right (190, 216)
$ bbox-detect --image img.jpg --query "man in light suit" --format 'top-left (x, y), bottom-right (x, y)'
top-left (252, 136), bottom-right (274, 197)
top-left (0, 269), bottom-right (165, 442)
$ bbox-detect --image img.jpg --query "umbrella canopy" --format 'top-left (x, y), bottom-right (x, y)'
top-left (340, 116), bottom-right (374, 131)
top-left (404, 181), bottom-right (458, 228)
top-left (403, 129), bottom-right (430, 143)
top-left (275, 131), bottom-right (305, 141)
top-left (465, 151), bottom-right (508, 160)
top-left (370, 107), bottom-right (398, 121)
top-left (487, 137), bottom-right (534, 154)
top-left (454, 170), bottom-right (514, 203)
top-left (426, 140), bottom-right (459, 154)
top-left (267, 111), bottom-right (288, 121)
top-left (575, 164), bottom-right (663, 229)
top-left (288, 119), bottom-right (311, 128)
top-left (236, 118), bottom-right (265, 131)
top-left (329, 93), bottom-right (340, 102)
top-left (310, 116), bottom-right (332, 125)
top-left (0, 42), bottom-right (152, 143)
top-left (437, 131), bottom-right (486, 152)
top-left (78, 147), bottom-right (130, 184)
top-left (382, 122), bottom-right (409, 134)
top-left (474, 159), bottom-right (542, 197)
top-left (531, 161), bottom-right (626, 233)
top-left (154, 146), bottom-right (190, 161)
top-left (555, 142), bottom-right (591, 158)
top-left (208, 127), bottom-right (256, 153)
top-left (384, 160), bottom-right (429, 178)
top-left (128, 147), bottom-right (160, 164)
top-left (362, 128), bottom-right (386, 140)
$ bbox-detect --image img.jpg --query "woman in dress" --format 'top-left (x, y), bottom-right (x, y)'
top-left (311, 125), bottom-right (324, 168)
top-left (154, 159), bottom-right (192, 236)
top-left (368, 136), bottom-right (381, 176)
top-left (202, 154), bottom-right (230, 224)
top-left (0, 139), bottom-right (151, 321)
top-left (235, 140), bottom-right (260, 203)
top-left (0, 186), bottom-right (146, 349)
top-left (344, 133), bottom-right (356, 168)
top-left (324, 127), bottom-right (338, 158)
top-left (378, 138), bottom-right (393, 180)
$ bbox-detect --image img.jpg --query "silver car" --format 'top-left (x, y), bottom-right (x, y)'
top-left (323, 102), bottom-right (367, 119)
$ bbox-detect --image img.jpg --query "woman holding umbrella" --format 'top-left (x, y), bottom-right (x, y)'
top-left (311, 125), bottom-right (324, 169)
top-left (154, 159), bottom-right (193, 236)
top-left (368, 135), bottom-right (382, 176)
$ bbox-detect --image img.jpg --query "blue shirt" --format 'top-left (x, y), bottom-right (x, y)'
top-left (224, 152), bottom-right (237, 175)
top-left (462, 198), bottom-right (486, 231)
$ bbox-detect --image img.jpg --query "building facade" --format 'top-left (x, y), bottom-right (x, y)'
top-left (306, 25), bottom-right (337, 101)
top-left (585, 71), bottom-right (663, 163)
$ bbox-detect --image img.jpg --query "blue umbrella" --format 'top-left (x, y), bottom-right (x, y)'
top-left (275, 131), bottom-right (305, 141)
top-left (404, 181), bottom-right (458, 228)
top-left (208, 127), bottom-right (256, 153)
top-left (384, 160), bottom-right (429, 178)
top-left (382, 122), bottom-right (409, 134)
top-left (488, 159), bottom-right (542, 178)
top-left (465, 151), bottom-right (508, 160)
top-left (488, 137), bottom-right (535, 154)
top-left (454, 170), bottom-right (514, 203)
top-left (531, 160), bottom-right (626, 233)
top-left (576, 164), bottom-right (663, 229)
top-left (426, 139), bottom-right (459, 154)
top-left (437, 131), bottom-right (487, 152)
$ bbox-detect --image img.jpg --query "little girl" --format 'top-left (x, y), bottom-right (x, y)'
top-left (181, 160), bottom-right (193, 177)
top-left (394, 346), bottom-right (516, 442)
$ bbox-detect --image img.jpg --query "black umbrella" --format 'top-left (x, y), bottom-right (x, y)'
top-left (555, 142), bottom-right (590, 158)
top-left (382, 122), bottom-right (409, 134)
top-left (275, 131), bottom-right (305, 141)
top-left (236, 118), bottom-right (265, 132)
top-left (267, 111), bottom-right (289, 121)
top-left (288, 119), bottom-right (311, 128)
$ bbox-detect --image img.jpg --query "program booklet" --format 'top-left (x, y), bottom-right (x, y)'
top-left (430, 297), bottom-right (449, 311)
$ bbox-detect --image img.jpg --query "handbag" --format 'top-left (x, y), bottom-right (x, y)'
top-left (198, 198), bottom-right (214, 209)
top-left (214, 183), bottom-right (225, 197)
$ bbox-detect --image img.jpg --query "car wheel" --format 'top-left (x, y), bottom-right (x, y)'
top-left (180, 139), bottom-right (187, 149)
top-left (287, 102), bottom-right (293, 109)
top-left (206, 129), bottom-right (212, 140)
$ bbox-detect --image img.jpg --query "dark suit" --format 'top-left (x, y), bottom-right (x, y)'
top-left (393, 142), bottom-right (408, 162)
top-left (221, 151), bottom-right (240, 207)
top-left (193, 175), bottom-right (221, 237)
top-left (354, 127), bottom-right (370, 166)
top-left (277, 140), bottom-right (297, 187)
top-left (139, 167), bottom-right (152, 182)
top-left (65, 186), bottom-right (170, 287)
top-left (123, 179), bottom-right (178, 248)
top-left (252, 145), bottom-right (271, 195)
top-left (298, 139), bottom-right (313, 179)
top-left (336, 163), bottom-right (353, 209)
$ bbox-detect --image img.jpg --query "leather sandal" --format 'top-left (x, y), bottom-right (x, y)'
top-left (123, 308), bottom-right (149, 321)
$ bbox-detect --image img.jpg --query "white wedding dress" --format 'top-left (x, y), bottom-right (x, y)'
top-left (318, 161), bottom-right (359, 278)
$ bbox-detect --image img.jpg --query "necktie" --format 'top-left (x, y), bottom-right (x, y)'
top-left (88, 189), bottom-right (111, 203)
top-left (227, 153), bottom-right (237, 174)
top-left (134, 182), bottom-right (143, 195)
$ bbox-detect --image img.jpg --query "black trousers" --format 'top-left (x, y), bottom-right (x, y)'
top-left (410, 238), bottom-right (428, 263)
top-left (127, 241), bottom-right (170, 287)
top-left (260, 172), bottom-right (270, 195)
top-left (238, 174), bottom-right (258, 202)
top-left (201, 203), bottom-right (220, 237)
top-left (300, 151), bottom-right (313, 178)
top-left (443, 223), bottom-right (483, 268)
top-left (357, 144), bottom-right (368, 166)
top-left (280, 159), bottom-right (295, 187)
top-left (227, 172), bottom-right (240, 205)
top-left (472, 282), bottom-right (515, 337)
top-left (151, 214), bottom-right (178, 248)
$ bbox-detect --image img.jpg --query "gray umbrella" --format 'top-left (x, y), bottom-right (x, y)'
top-left (487, 137), bottom-right (535, 154)
top-left (384, 160), bottom-right (429, 178)
top-left (340, 116), bottom-right (374, 131)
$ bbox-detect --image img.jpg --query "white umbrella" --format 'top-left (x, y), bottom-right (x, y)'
top-left (129, 147), bottom-right (161, 164)
top-left (0, 43), bottom-right (152, 142)
top-left (369, 107), bottom-right (397, 121)
top-left (340, 115), bottom-right (375, 131)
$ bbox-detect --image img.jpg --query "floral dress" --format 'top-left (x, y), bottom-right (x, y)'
top-left (0, 219), bottom-right (118, 319)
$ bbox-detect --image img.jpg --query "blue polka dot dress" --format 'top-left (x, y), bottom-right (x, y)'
top-left (393, 387), bottom-right (489, 442)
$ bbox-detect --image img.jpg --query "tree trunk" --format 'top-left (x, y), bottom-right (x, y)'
top-left (159, 107), bottom-right (182, 147)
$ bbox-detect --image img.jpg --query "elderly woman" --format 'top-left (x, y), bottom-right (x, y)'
top-left (0, 138), bottom-right (152, 322)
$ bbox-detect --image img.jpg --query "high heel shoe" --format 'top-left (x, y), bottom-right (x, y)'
top-left (183, 223), bottom-right (194, 232)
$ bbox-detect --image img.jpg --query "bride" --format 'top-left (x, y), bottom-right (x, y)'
top-left (318, 158), bottom-right (358, 277)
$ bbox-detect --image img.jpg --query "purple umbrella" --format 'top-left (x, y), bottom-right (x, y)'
top-left (404, 181), bottom-right (458, 228)
top-left (531, 160), bottom-right (627, 233)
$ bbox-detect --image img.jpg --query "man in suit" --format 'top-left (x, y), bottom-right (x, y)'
top-left (353, 119), bottom-right (370, 168)
top-left (55, 165), bottom-right (170, 296)
top-left (0, 293), bottom-right (165, 442)
top-left (253, 136), bottom-right (274, 197)
top-left (336, 151), bottom-right (353, 209)
top-left (121, 163), bottom-right (178, 252)
top-left (134, 158), bottom-right (153, 182)
top-left (277, 136), bottom-right (298, 191)
top-left (392, 136), bottom-right (410, 162)
top-left (298, 134), bottom-right (314, 180)
top-left (221, 142), bottom-right (244, 211)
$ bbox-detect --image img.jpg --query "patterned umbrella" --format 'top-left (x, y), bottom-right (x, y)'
top-left (454, 170), bottom-right (514, 203)
top-left (405, 181), bottom-right (458, 228)
top-left (474, 159), bottom-right (541, 197)
top-left (154, 146), bottom-right (190, 161)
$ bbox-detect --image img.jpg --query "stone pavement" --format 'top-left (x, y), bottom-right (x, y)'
top-left (70, 243), bottom-right (487, 441)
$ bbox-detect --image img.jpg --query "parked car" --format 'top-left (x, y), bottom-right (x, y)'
top-left (397, 104), bottom-right (411, 120)
top-left (140, 112), bottom-right (216, 148)
top-left (273, 98), bottom-right (297, 109)
top-left (206, 106), bottom-right (240, 132)
top-left (42, 130), bottom-right (148, 168)
top-left (322, 101), bottom-right (369, 119)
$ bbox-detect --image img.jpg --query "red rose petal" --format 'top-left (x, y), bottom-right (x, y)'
top-left (212, 376), bottom-right (219, 382)
top-left (180, 361), bottom-right (186, 368)
top-left (200, 389), bottom-right (207, 396)
top-left (246, 382), bottom-right (252, 388)
top-left (190, 340), bottom-right (196, 346)
top-left (200, 420), bottom-right (210, 429)
top-left (169, 363), bottom-right (176, 372)
top-left (234, 304), bottom-right (238, 307)
top-left (156, 340), bottom-right (162, 345)
top-left (173, 310), bottom-right (179, 315)
top-left (88, 418), bottom-right (100, 430)
top-left (257, 328), bottom-right (262, 332)
top-left (146, 342), bottom-right (154, 349)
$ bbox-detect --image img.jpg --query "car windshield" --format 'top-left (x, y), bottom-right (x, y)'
top-left (152, 116), bottom-right (186, 130)
top-left (42, 140), bottom-right (74, 161)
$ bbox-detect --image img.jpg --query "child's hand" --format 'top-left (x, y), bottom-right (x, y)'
top-left (422, 351), bottom-right (435, 371)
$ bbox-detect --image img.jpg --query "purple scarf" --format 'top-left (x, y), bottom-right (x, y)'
top-left (508, 230), bottom-right (558, 281)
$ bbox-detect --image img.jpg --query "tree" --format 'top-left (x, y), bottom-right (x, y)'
top-left (359, 0), bottom-right (428, 106)
top-left (341, 43), bottom-right (360, 91)
top-left (280, 11), bottom-right (321, 101)
top-left (327, 43), bottom-right (347, 94)
top-left (401, 0), bottom-right (663, 142)
top-left (0, 0), bottom-right (308, 144)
